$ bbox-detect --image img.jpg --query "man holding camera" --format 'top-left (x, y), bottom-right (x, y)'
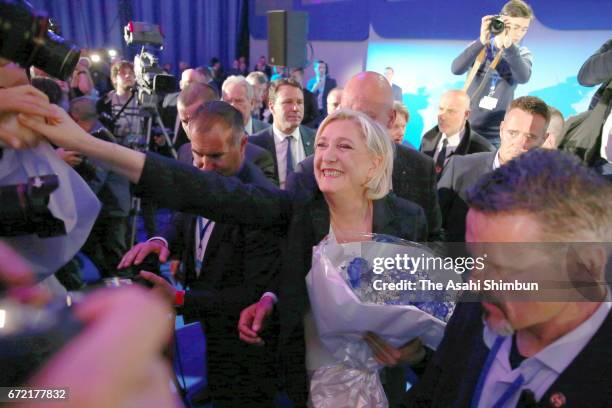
top-left (451, 0), bottom-right (533, 146)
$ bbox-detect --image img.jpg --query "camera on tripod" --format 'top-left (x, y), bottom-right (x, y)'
top-left (124, 21), bottom-right (176, 108)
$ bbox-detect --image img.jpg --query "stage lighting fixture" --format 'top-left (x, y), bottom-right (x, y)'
top-left (91, 53), bottom-right (101, 63)
top-left (108, 49), bottom-right (117, 58)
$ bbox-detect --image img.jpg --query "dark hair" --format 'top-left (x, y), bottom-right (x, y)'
top-left (315, 59), bottom-right (328, 75)
top-left (69, 96), bottom-right (98, 121)
top-left (507, 96), bottom-right (551, 127)
top-left (501, 0), bottom-right (534, 19)
top-left (110, 60), bottom-right (134, 83)
top-left (466, 149), bottom-right (612, 240)
top-left (178, 82), bottom-right (219, 107)
top-left (188, 101), bottom-right (244, 146)
top-left (267, 78), bottom-right (303, 105)
top-left (31, 77), bottom-right (62, 105)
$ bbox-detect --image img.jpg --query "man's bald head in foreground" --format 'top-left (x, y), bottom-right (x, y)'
top-left (340, 71), bottom-right (396, 129)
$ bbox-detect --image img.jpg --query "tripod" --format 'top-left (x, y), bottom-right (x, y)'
top-left (111, 88), bottom-right (177, 248)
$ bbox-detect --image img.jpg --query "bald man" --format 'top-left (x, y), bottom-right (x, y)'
top-left (291, 71), bottom-right (442, 241)
top-left (420, 90), bottom-right (495, 177)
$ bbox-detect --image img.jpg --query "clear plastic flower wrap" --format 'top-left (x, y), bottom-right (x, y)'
top-left (305, 233), bottom-right (461, 408)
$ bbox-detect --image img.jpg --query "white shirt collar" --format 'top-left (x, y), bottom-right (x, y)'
top-left (245, 117), bottom-right (253, 135)
top-left (440, 128), bottom-right (465, 149)
top-left (272, 125), bottom-right (301, 142)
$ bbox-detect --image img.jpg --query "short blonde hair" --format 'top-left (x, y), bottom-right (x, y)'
top-left (317, 109), bottom-right (395, 200)
top-left (393, 101), bottom-right (409, 123)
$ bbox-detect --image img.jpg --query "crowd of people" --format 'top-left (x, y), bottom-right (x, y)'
top-left (0, 0), bottom-right (610, 406)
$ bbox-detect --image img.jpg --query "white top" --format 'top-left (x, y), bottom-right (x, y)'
top-left (245, 117), bottom-right (254, 136)
top-left (272, 125), bottom-right (306, 189)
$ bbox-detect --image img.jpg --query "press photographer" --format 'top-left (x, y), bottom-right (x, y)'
top-left (451, 0), bottom-right (533, 146)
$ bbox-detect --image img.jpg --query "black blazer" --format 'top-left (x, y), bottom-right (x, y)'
top-left (404, 301), bottom-right (612, 408)
top-left (420, 121), bottom-right (495, 160)
top-left (176, 141), bottom-right (277, 185)
top-left (249, 125), bottom-right (316, 185)
top-left (437, 151), bottom-right (496, 242)
top-left (135, 153), bottom-right (428, 407)
top-left (290, 144), bottom-right (443, 241)
top-left (158, 160), bottom-right (280, 325)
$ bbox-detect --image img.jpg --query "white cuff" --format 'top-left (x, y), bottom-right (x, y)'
top-left (147, 236), bottom-right (169, 248)
top-left (261, 292), bottom-right (278, 304)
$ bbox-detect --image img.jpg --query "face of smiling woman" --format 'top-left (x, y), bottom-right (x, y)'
top-left (314, 118), bottom-right (380, 199)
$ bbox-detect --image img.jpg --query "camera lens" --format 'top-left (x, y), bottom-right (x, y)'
top-left (490, 17), bottom-right (505, 36)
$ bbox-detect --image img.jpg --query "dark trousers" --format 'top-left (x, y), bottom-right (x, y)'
top-left (205, 325), bottom-right (277, 407)
top-left (82, 215), bottom-right (128, 278)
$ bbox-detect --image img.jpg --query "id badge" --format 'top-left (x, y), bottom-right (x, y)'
top-left (479, 96), bottom-right (498, 111)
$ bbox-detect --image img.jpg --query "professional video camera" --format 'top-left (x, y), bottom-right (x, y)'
top-left (124, 21), bottom-right (176, 107)
top-left (489, 15), bottom-right (506, 36)
top-left (0, 0), bottom-right (80, 80)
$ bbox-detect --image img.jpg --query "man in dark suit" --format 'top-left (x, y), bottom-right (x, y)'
top-left (384, 67), bottom-right (403, 102)
top-left (292, 71), bottom-right (442, 242)
top-left (438, 96), bottom-right (550, 242)
top-left (221, 75), bottom-right (270, 136)
top-left (177, 82), bottom-right (276, 182)
top-left (405, 149), bottom-right (612, 408)
top-left (121, 101), bottom-right (280, 407)
top-left (307, 60), bottom-right (338, 117)
top-left (420, 89), bottom-right (495, 178)
top-left (250, 78), bottom-right (316, 188)
top-left (290, 67), bottom-right (320, 126)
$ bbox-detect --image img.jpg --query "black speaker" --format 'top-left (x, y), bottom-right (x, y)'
top-left (267, 10), bottom-right (308, 68)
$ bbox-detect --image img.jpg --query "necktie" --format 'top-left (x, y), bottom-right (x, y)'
top-left (286, 135), bottom-right (294, 177)
top-left (435, 138), bottom-right (448, 175)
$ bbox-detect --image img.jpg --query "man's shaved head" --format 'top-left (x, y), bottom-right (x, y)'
top-left (340, 71), bottom-right (395, 129)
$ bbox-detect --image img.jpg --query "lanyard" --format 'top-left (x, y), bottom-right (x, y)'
top-left (471, 336), bottom-right (525, 408)
top-left (487, 39), bottom-right (501, 95)
top-left (196, 217), bottom-right (213, 262)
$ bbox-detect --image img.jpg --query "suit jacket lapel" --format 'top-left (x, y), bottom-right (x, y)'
top-left (455, 122), bottom-right (472, 156)
top-left (422, 129), bottom-right (442, 157)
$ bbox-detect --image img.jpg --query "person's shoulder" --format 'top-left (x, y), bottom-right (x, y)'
top-left (240, 160), bottom-right (276, 189)
top-left (249, 127), bottom-right (274, 145)
top-left (449, 151), bottom-right (495, 174)
top-left (396, 144), bottom-right (435, 167)
top-left (384, 193), bottom-right (424, 217)
top-left (468, 130), bottom-right (496, 152)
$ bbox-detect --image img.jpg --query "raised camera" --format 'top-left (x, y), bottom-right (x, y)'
top-left (489, 15), bottom-right (505, 36)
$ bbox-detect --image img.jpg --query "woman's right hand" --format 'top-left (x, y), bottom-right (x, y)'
top-left (17, 105), bottom-right (92, 151)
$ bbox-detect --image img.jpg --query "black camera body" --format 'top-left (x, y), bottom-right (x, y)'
top-left (0, 0), bottom-right (80, 80)
top-left (0, 175), bottom-right (66, 237)
top-left (489, 15), bottom-right (506, 36)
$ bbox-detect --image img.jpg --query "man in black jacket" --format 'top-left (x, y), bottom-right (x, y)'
top-left (120, 101), bottom-right (280, 407)
top-left (420, 89), bottom-right (495, 178)
top-left (405, 149), bottom-right (612, 408)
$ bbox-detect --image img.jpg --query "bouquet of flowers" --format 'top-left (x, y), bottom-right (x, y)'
top-left (305, 234), bottom-right (460, 408)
